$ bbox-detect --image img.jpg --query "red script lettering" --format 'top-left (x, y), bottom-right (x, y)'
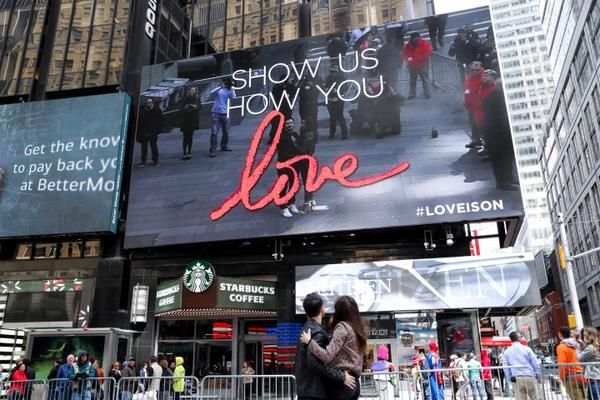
top-left (210, 111), bottom-right (410, 220)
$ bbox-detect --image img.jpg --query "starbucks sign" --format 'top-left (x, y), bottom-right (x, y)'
top-left (183, 261), bottom-right (215, 293)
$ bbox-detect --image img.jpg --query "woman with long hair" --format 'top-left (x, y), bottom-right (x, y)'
top-left (578, 327), bottom-right (600, 400)
top-left (300, 295), bottom-right (366, 400)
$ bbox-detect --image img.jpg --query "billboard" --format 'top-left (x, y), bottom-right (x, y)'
top-left (295, 254), bottom-right (541, 313)
top-left (125, 6), bottom-right (523, 248)
top-left (0, 93), bottom-right (130, 237)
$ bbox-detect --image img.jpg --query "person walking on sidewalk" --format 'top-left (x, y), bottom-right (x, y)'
top-left (209, 77), bottom-right (236, 158)
top-left (466, 353), bottom-right (485, 400)
top-left (558, 326), bottom-right (587, 400)
top-left (502, 332), bottom-right (541, 400)
top-left (481, 350), bottom-right (494, 400)
top-left (402, 32), bottom-right (432, 99)
top-left (578, 327), bottom-right (600, 400)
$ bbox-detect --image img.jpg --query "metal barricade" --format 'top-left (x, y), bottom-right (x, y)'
top-left (360, 371), bottom-right (412, 400)
top-left (117, 376), bottom-right (200, 400)
top-left (199, 374), bottom-right (296, 400)
top-left (47, 377), bottom-right (117, 400)
top-left (0, 379), bottom-right (47, 400)
top-left (429, 52), bottom-right (464, 92)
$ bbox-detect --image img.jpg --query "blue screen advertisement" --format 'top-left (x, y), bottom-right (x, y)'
top-left (0, 93), bottom-right (130, 237)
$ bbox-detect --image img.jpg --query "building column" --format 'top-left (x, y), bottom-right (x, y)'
top-left (404, 0), bottom-right (415, 20)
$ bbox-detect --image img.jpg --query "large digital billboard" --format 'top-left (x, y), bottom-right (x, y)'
top-left (0, 93), bottom-right (130, 237)
top-left (295, 254), bottom-right (541, 313)
top-left (125, 6), bottom-right (523, 248)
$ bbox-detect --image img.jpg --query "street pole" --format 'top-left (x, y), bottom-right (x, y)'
top-left (558, 213), bottom-right (584, 330)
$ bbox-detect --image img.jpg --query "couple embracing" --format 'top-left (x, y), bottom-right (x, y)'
top-left (294, 293), bottom-right (366, 400)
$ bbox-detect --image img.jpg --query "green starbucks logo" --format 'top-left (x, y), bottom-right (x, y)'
top-left (183, 261), bottom-right (215, 293)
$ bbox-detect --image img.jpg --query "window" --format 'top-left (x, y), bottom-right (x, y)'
top-left (84, 240), bottom-right (102, 257)
top-left (34, 243), bottom-right (58, 259)
top-left (59, 242), bottom-right (83, 258)
top-left (15, 244), bottom-right (33, 260)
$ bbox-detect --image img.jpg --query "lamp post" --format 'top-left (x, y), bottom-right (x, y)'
top-left (558, 213), bottom-right (584, 330)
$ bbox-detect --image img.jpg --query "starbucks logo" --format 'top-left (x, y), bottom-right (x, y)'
top-left (183, 261), bottom-right (215, 293)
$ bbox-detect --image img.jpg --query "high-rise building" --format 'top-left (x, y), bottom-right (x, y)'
top-left (490, 0), bottom-right (555, 251)
top-left (539, 0), bottom-right (600, 325)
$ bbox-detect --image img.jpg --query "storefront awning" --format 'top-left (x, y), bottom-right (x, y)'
top-left (481, 336), bottom-right (527, 347)
top-left (155, 308), bottom-right (277, 319)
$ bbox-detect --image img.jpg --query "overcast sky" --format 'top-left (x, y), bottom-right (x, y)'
top-left (434, 0), bottom-right (490, 14)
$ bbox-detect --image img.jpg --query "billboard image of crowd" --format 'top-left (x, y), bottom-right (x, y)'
top-left (0, 93), bottom-right (130, 237)
top-left (125, 6), bottom-right (523, 248)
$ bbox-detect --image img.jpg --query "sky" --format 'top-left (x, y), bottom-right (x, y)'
top-left (434, 0), bottom-right (490, 14)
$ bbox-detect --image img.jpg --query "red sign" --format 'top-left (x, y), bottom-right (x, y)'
top-left (211, 111), bottom-right (411, 220)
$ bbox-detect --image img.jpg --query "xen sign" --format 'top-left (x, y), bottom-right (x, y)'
top-left (144, 0), bottom-right (158, 39)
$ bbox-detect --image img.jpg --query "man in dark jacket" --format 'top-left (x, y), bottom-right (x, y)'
top-left (299, 77), bottom-right (320, 126)
top-left (120, 357), bottom-right (137, 400)
top-left (294, 292), bottom-right (356, 400)
top-left (137, 98), bottom-right (163, 167)
top-left (448, 27), bottom-right (481, 84)
top-left (268, 78), bottom-right (296, 144)
top-left (276, 117), bottom-right (302, 218)
top-left (482, 78), bottom-right (519, 191)
top-left (325, 65), bottom-right (348, 139)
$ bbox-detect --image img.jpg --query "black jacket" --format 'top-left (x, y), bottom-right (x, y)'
top-left (138, 106), bottom-right (163, 138)
top-left (294, 319), bottom-right (345, 399)
top-left (277, 130), bottom-right (300, 162)
top-left (482, 90), bottom-right (514, 153)
top-left (179, 94), bottom-right (201, 132)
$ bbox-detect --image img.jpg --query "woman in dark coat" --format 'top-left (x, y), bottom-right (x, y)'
top-left (179, 86), bottom-right (201, 160)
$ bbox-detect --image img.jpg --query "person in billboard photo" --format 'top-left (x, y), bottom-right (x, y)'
top-left (179, 86), bottom-right (201, 160)
top-left (126, 7), bottom-right (524, 249)
top-left (138, 98), bottom-right (163, 167)
top-left (402, 32), bottom-right (432, 99)
top-left (209, 77), bottom-right (236, 157)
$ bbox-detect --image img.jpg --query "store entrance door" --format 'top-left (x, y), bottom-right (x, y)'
top-left (195, 341), bottom-right (233, 378)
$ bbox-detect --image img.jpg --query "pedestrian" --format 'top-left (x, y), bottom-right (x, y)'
top-left (48, 358), bottom-right (61, 380)
top-left (325, 65), bottom-right (349, 139)
top-left (178, 87), bottom-right (201, 160)
top-left (371, 345), bottom-right (395, 400)
top-left (294, 292), bottom-right (355, 400)
top-left (107, 361), bottom-right (121, 399)
top-left (374, 82), bottom-right (402, 138)
top-left (578, 327), bottom-right (600, 400)
top-left (70, 351), bottom-right (96, 400)
top-left (240, 361), bottom-right (255, 399)
top-left (426, 341), bottom-right (444, 400)
top-left (300, 295), bottom-right (366, 400)
top-left (448, 355), bottom-right (461, 400)
top-left (502, 332), bottom-right (541, 400)
top-left (137, 98), bottom-right (162, 167)
top-left (377, 30), bottom-right (402, 92)
top-left (158, 360), bottom-right (172, 400)
top-left (120, 357), bottom-right (137, 400)
top-left (464, 61), bottom-right (484, 149)
top-left (482, 77), bottom-right (518, 190)
top-left (139, 362), bottom-right (149, 391)
top-left (481, 350), bottom-right (494, 400)
top-left (91, 359), bottom-right (104, 400)
top-left (8, 362), bottom-right (28, 400)
top-left (557, 326), bottom-right (586, 400)
top-left (296, 117), bottom-right (318, 213)
top-left (172, 357), bottom-right (185, 400)
top-left (209, 77), bottom-right (235, 157)
top-left (448, 27), bottom-right (481, 84)
top-left (473, 69), bottom-right (497, 157)
top-left (56, 355), bottom-right (75, 400)
top-left (466, 353), bottom-right (485, 400)
top-left (268, 76), bottom-right (296, 144)
top-left (327, 34), bottom-right (347, 60)
top-left (298, 77), bottom-right (320, 128)
top-left (402, 32), bottom-right (432, 99)
top-left (424, 15), bottom-right (448, 51)
top-left (276, 117), bottom-right (301, 218)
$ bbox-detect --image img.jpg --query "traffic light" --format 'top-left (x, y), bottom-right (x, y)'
top-left (559, 244), bottom-right (566, 270)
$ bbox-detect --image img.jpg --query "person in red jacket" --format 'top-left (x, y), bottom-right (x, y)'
top-left (402, 32), bottom-right (432, 99)
top-left (481, 349), bottom-right (494, 400)
top-left (464, 62), bottom-right (484, 149)
top-left (8, 362), bottom-right (28, 400)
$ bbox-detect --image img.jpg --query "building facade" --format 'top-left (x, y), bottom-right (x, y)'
top-left (539, 0), bottom-right (600, 326)
top-left (490, 0), bottom-right (554, 252)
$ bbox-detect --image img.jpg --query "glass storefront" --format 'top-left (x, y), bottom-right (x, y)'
top-left (156, 318), bottom-right (277, 378)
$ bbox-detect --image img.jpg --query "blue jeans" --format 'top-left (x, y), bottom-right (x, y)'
top-left (590, 381), bottom-right (600, 400)
top-left (210, 113), bottom-right (230, 152)
top-left (72, 390), bottom-right (91, 400)
top-left (470, 379), bottom-right (485, 400)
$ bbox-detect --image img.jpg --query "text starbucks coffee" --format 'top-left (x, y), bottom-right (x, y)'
top-left (220, 282), bottom-right (275, 304)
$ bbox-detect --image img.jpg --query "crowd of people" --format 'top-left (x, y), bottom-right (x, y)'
top-left (5, 353), bottom-right (188, 400)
